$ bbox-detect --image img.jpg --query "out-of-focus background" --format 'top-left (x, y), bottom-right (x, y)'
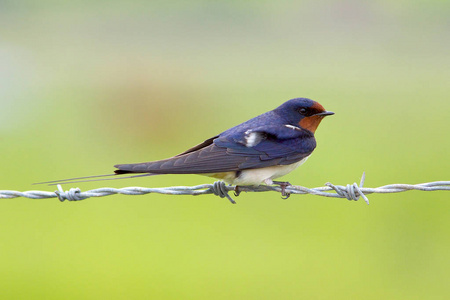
top-left (1, 1), bottom-right (449, 299)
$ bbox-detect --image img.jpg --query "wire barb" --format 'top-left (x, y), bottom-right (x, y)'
top-left (210, 181), bottom-right (236, 204)
top-left (55, 185), bottom-right (89, 202)
top-left (325, 172), bottom-right (369, 204)
top-left (1, 173), bottom-right (449, 204)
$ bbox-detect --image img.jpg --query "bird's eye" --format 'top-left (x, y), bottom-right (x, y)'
top-left (299, 108), bottom-right (307, 114)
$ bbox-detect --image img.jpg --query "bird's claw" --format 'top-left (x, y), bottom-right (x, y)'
top-left (234, 186), bottom-right (241, 197)
top-left (273, 181), bottom-right (292, 199)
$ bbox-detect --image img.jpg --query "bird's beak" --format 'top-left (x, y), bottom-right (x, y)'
top-left (314, 111), bottom-right (334, 117)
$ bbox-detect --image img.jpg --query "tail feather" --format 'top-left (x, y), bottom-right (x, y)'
top-left (34, 173), bottom-right (118, 185)
top-left (34, 173), bottom-right (158, 186)
top-left (114, 163), bottom-right (158, 174)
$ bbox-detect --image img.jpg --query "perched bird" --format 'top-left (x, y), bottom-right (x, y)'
top-left (40, 98), bottom-right (333, 196)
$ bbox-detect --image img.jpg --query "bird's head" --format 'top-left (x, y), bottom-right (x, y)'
top-left (275, 98), bottom-right (334, 133)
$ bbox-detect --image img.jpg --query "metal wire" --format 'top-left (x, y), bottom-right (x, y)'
top-left (1, 173), bottom-right (449, 204)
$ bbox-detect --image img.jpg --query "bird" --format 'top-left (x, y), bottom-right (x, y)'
top-left (39, 98), bottom-right (334, 197)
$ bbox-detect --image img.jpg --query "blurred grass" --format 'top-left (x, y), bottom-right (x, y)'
top-left (0, 1), bottom-right (449, 299)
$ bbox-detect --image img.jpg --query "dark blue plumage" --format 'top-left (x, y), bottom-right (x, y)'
top-left (113, 98), bottom-right (333, 185)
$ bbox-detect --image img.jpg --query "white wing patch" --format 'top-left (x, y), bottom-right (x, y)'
top-left (285, 124), bottom-right (302, 131)
top-left (244, 130), bottom-right (264, 147)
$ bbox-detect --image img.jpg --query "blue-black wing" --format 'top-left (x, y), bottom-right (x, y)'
top-left (114, 125), bottom-right (316, 174)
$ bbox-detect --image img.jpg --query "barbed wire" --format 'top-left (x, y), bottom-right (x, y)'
top-left (1, 173), bottom-right (449, 204)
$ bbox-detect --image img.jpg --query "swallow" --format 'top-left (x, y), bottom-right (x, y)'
top-left (39, 98), bottom-right (334, 197)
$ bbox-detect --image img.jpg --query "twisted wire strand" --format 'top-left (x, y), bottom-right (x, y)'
top-left (1, 173), bottom-right (449, 204)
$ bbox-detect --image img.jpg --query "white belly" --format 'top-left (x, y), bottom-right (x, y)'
top-left (231, 156), bottom-right (309, 185)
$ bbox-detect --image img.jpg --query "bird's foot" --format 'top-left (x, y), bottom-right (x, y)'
top-left (234, 186), bottom-right (242, 197)
top-left (272, 181), bottom-right (292, 199)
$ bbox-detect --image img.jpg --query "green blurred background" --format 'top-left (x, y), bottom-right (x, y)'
top-left (1, 1), bottom-right (449, 299)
